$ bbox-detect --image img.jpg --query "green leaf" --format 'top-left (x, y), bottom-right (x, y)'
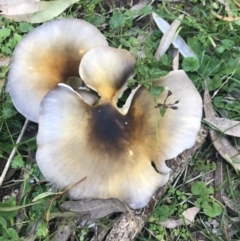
top-left (218, 58), bottom-right (240, 75)
top-left (119, 38), bottom-right (131, 48)
top-left (191, 181), bottom-right (213, 196)
top-left (32, 191), bottom-right (61, 202)
top-left (11, 154), bottom-right (24, 169)
top-left (139, 5), bottom-right (153, 15)
top-left (0, 197), bottom-right (18, 221)
top-left (154, 205), bottom-right (171, 222)
top-left (221, 39), bottom-right (234, 50)
top-left (2, 107), bottom-right (17, 119)
top-left (129, 37), bottom-right (138, 47)
top-left (203, 202), bottom-right (222, 217)
top-left (0, 217), bottom-right (7, 229)
top-left (213, 96), bottom-right (224, 108)
top-left (182, 57), bottom-right (200, 72)
top-left (149, 86), bottom-right (164, 97)
top-left (6, 228), bottom-right (19, 241)
top-left (0, 28), bottom-right (11, 43)
top-left (207, 76), bottom-right (222, 91)
top-left (109, 11), bottom-right (125, 30)
top-left (198, 56), bottom-right (221, 77)
top-left (36, 221), bottom-right (48, 237)
top-left (18, 22), bottom-right (34, 33)
top-left (187, 37), bottom-right (203, 57)
top-left (160, 107), bottom-right (167, 117)
top-left (1, 46), bottom-right (12, 55)
top-left (86, 15), bottom-right (106, 27)
top-left (194, 198), bottom-right (202, 208)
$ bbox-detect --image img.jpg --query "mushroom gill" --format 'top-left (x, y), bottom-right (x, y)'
top-left (36, 46), bottom-right (202, 209)
top-left (7, 18), bottom-right (108, 123)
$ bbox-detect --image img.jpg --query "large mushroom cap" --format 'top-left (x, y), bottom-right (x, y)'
top-left (36, 47), bottom-right (202, 209)
top-left (36, 83), bottom-right (170, 209)
top-left (7, 18), bottom-right (108, 122)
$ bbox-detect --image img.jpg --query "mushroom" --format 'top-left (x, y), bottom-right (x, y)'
top-left (7, 18), bottom-right (108, 123)
top-left (36, 46), bottom-right (202, 209)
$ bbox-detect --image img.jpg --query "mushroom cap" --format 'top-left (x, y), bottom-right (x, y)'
top-left (7, 18), bottom-right (108, 122)
top-left (36, 84), bottom-right (170, 209)
top-left (79, 46), bottom-right (136, 105)
top-left (36, 67), bottom-right (202, 208)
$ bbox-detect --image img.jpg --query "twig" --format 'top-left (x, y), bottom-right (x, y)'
top-left (0, 119), bottom-right (29, 186)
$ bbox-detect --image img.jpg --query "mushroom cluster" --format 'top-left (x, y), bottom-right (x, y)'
top-left (7, 19), bottom-right (202, 209)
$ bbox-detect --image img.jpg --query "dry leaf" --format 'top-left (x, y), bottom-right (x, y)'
top-left (0, 0), bottom-right (79, 23)
top-left (130, 1), bottom-right (147, 11)
top-left (222, 195), bottom-right (240, 213)
top-left (60, 198), bottom-right (127, 220)
top-left (0, 0), bottom-right (39, 6)
top-left (172, 48), bottom-right (179, 70)
top-left (182, 207), bottom-right (200, 224)
top-left (152, 12), bottom-right (196, 58)
top-left (0, 79), bottom-right (5, 89)
top-left (204, 117), bottom-right (240, 137)
top-left (233, 0), bottom-right (240, 7)
top-left (159, 219), bottom-right (182, 229)
top-left (0, 56), bottom-right (11, 66)
top-left (159, 207), bottom-right (200, 228)
top-left (211, 10), bottom-right (240, 21)
top-left (214, 156), bottom-right (226, 203)
top-left (155, 14), bottom-right (184, 60)
top-left (204, 85), bottom-right (240, 170)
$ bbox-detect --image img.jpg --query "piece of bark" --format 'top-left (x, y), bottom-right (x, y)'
top-left (60, 198), bottom-right (127, 220)
top-left (104, 125), bottom-right (207, 241)
top-left (51, 218), bottom-right (77, 241)
top-left (214, 155), bottom-right (227, 203)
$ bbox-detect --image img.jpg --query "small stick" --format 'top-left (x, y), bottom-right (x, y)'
top-left (0, 119), bottom-right (29, 186)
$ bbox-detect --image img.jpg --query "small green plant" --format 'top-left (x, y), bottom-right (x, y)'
top-left (0, 216), bottom-right (20, 241)
top-left (191, 181), bottom-right (222, 217)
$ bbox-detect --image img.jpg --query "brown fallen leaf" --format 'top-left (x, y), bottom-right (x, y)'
top-left (214, 156), bottom-right (227, 203)
top-left (204, 117), bottom-right (240, 137)
top-left (60, 198), bottom-right (127, 220)
top-left (211, 10), bottom-right (240, 21)
top-left (130, 0), bottom-right (147, 11)
top-left (222, 195), bottom-right (240, 213)
top-left (155, 14), bottom-right (184, 60)
top-left (0, 0), bottom-right (79, 23)
top-left (159, 207), bottom-right (200, 228)
top-left (0, 56), bottom-right (11, 66)
top-left (233, 0), bottom-right (240, 8)
top-left (204, 85), bottom-right (240, 170)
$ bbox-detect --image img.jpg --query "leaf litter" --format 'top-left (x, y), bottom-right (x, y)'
top-left (204, 84), bottom-right (240, 170)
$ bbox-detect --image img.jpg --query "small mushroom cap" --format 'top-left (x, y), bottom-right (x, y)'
top-left (7, 18), bottom-right (108, 122)
top-left (79, 46), bottom-right (136, 104)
